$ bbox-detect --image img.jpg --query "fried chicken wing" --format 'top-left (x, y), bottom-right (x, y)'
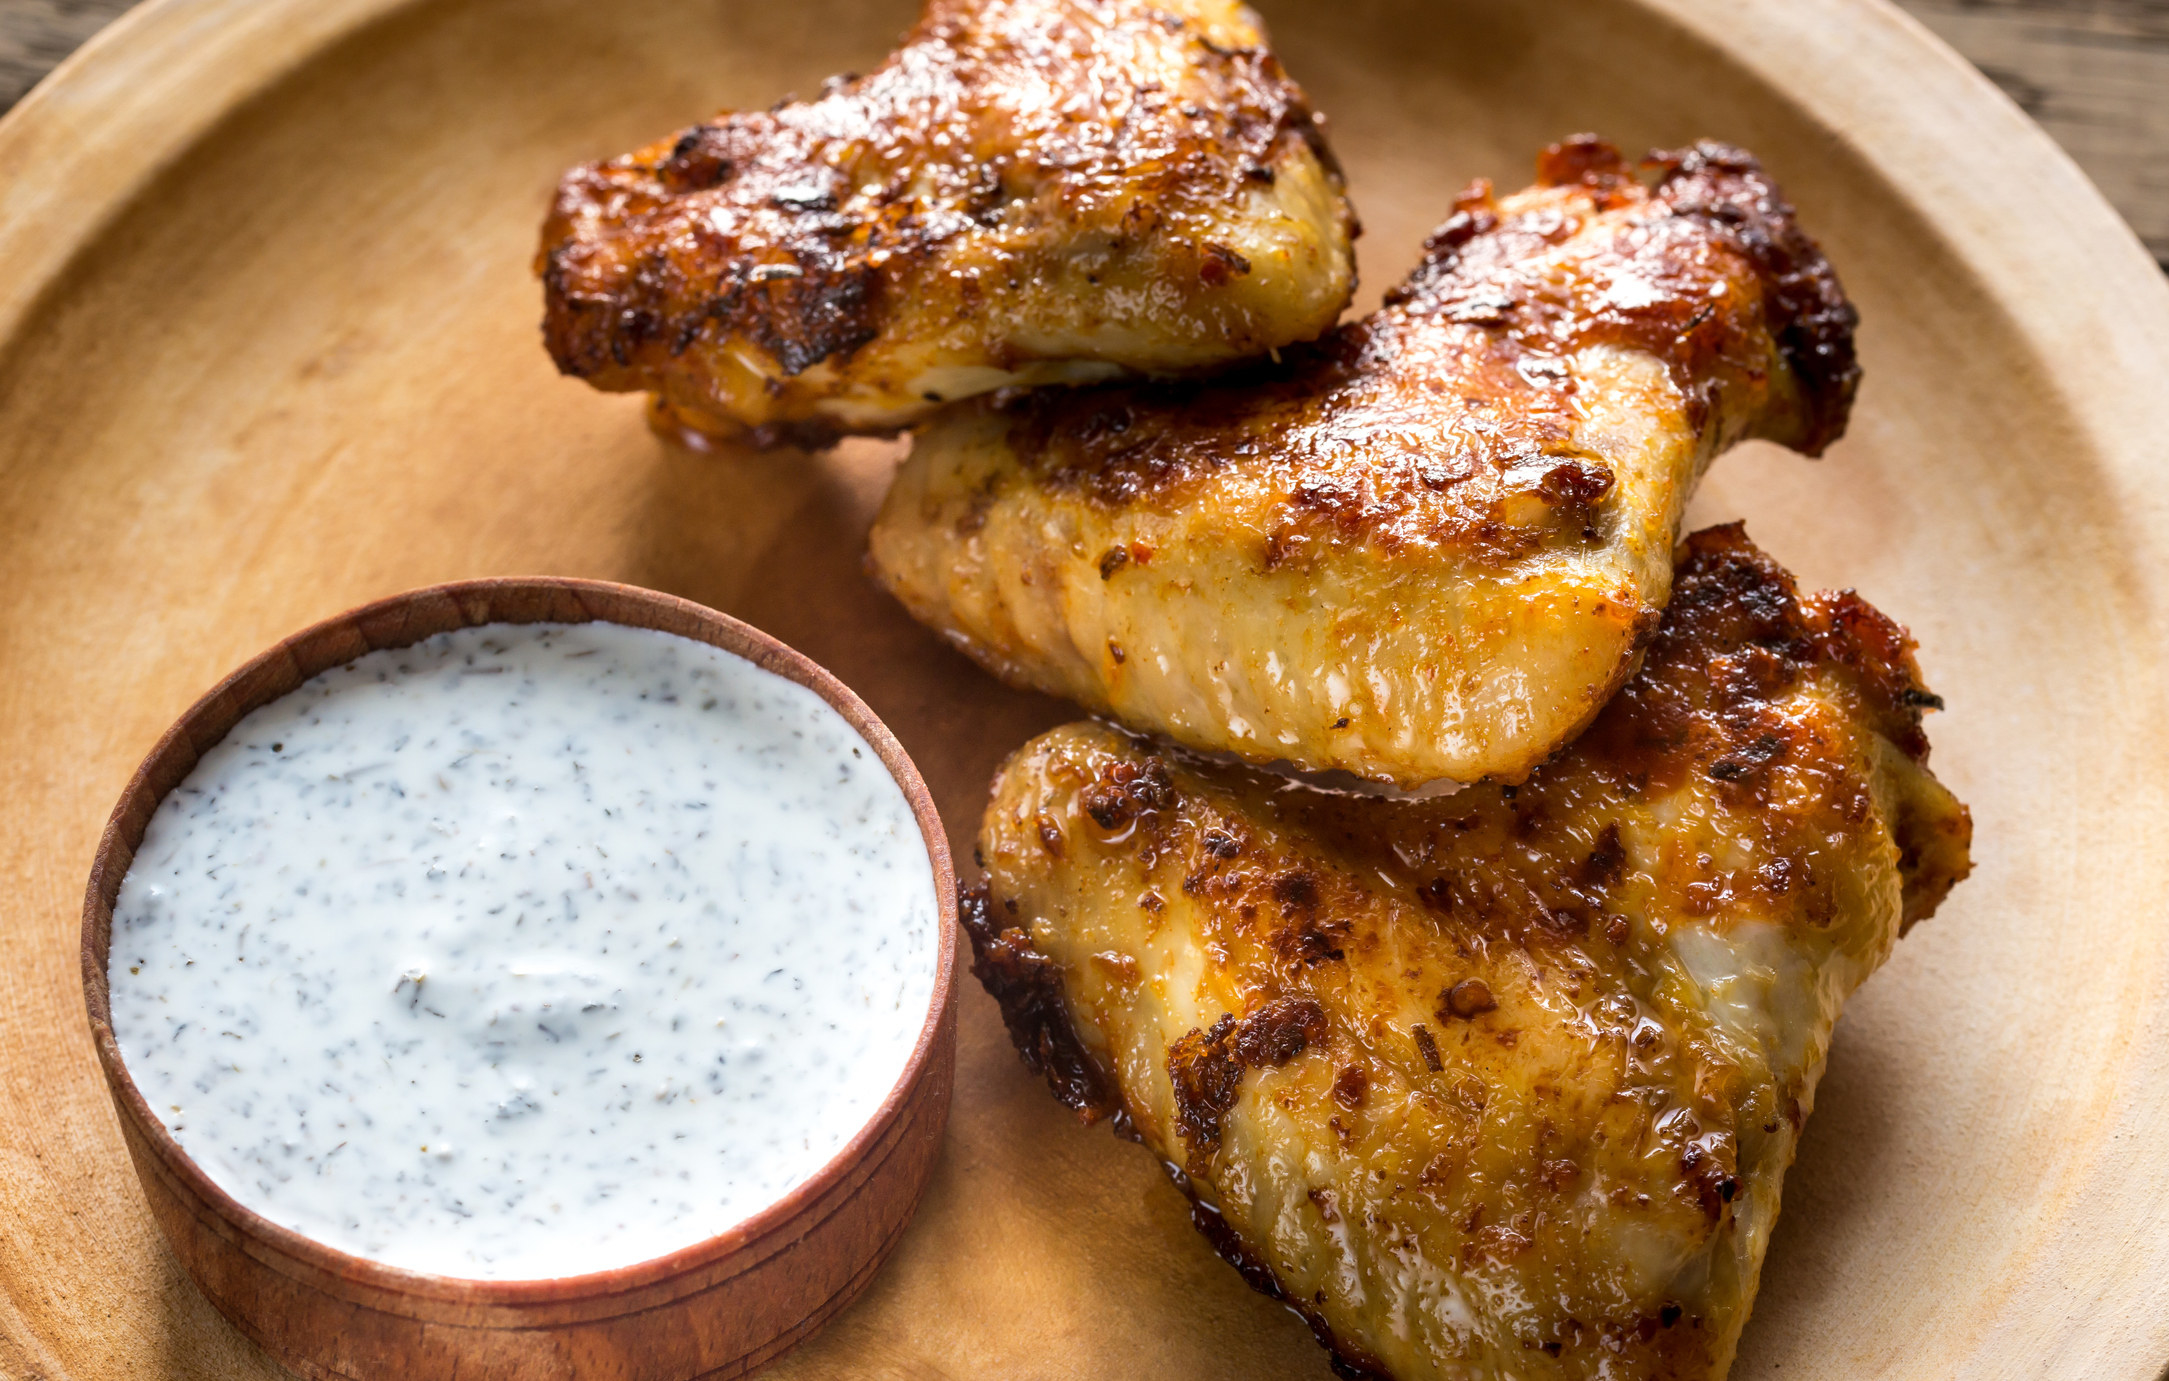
top-left (870, 140), bottom-right (1858, 786)
top-left (538, 0), bottom-right (1356, 447)
top-left (964, 525), bottom-right (1970, 1381)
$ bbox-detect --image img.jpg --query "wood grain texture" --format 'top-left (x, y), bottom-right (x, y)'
top-left (0, 0), bottom-right (128, 109)
top-left (78, 579), bottom-right (961, 1381)
top-left (0, 2), bottom-right (2165, 1380)
top-left (7, 0), bottom-right (2165, 265)
top-left (1893, 0), bottom-right (2169, 267)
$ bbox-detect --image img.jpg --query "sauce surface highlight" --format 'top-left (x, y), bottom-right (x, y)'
top-left (108, 620), bottom-right (938, 1280)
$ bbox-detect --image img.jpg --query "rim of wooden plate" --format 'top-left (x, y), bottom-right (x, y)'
top-left (78, 575), bottom-right (960, 1309)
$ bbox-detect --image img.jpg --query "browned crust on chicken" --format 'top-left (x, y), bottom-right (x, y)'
top-left (960, 881), bottom-right (1123, 1120)
top-left (1627, 145), bottom-right (1858, 455)
top-left (538, 0), bottom-right (1355, 446)
top-left (965, 524), bottom-right (1971, 1101)
top-left (961, 878), bottom-right (1393, 1379)
top-left (1578, 526), bottom-right (1970, 926)
top-left (963, 525), bottom-right (1971, 1380)
top-left (870, 139), bottom-right (1864, 787)
top-left (994, 138), bottom-right (1854, 539)
top-left (1181, 1177), bottom-right (1397, 1381)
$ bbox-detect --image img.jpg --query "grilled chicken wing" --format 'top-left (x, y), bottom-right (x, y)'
top-left (871, 140), bottom-right (1858, 787)
top-left (538, 0), bottom-right (1356, 447)
top-left (964, 525), bottom-right (1970, 1381)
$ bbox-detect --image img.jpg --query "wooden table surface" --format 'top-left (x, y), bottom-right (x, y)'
top-left (5, 0), bottom-right (2165, 269)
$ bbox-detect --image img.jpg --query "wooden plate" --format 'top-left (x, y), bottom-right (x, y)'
top-left (2, 0), bottom-right (2165, 1377)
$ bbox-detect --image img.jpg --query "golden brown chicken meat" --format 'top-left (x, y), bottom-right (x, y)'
top-left (538, 0), bottom-right (1357, 447)
top-left (871, 139), bottom-right (1859, 787)
top-left (964, 525), bottom-right (1970, 1381)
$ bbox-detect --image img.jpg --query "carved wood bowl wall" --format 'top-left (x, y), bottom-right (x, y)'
top-left (78, 579), bottom-right (960, 1381)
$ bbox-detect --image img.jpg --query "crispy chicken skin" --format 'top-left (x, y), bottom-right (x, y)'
top-left (870, 140), bottom-right (1859, 787)
top-left (538, 0), bottom-right (1356, 447)
top-left (964, 526), bottom-right (1970, 1381)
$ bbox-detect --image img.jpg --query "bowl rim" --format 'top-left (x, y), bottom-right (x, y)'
top-left (79, 574), bottom-right (960, 1306)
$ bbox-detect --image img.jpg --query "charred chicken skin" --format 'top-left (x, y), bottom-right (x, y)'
top-left (964, 525), bottom-right (1970, 1381)
top-left (538, 0), bottom-right (1357, 447)
top-left (870, 139), bottom-right (1859, 787)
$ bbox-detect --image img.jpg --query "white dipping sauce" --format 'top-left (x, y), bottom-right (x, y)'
top-left (108, 621), bottom-right (938, 1280)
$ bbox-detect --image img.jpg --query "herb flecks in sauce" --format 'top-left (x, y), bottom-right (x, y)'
top-left (110, 622), bottom-right (936, 1280)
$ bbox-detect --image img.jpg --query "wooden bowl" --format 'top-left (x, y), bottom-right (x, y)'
top-left (6, 0), bottom-right (2169, 1378)
top-left (78, 578), bottom-right (960, 1381)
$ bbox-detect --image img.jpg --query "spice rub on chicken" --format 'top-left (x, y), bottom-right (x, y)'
top-left (538, 0), bottom-right (1357, 448)
top-left (871, 139), bottom-right (1859, 787)
top-left (964, 525), bottom-right (1970, 1381)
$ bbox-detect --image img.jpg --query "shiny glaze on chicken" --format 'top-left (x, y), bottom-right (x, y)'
top-left (871, 140), bottom-right (1858, 787)
top-left (539, 0), bottom-right (1356, 447)
top-left (964, 526), bottom-right (1970, 1381)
